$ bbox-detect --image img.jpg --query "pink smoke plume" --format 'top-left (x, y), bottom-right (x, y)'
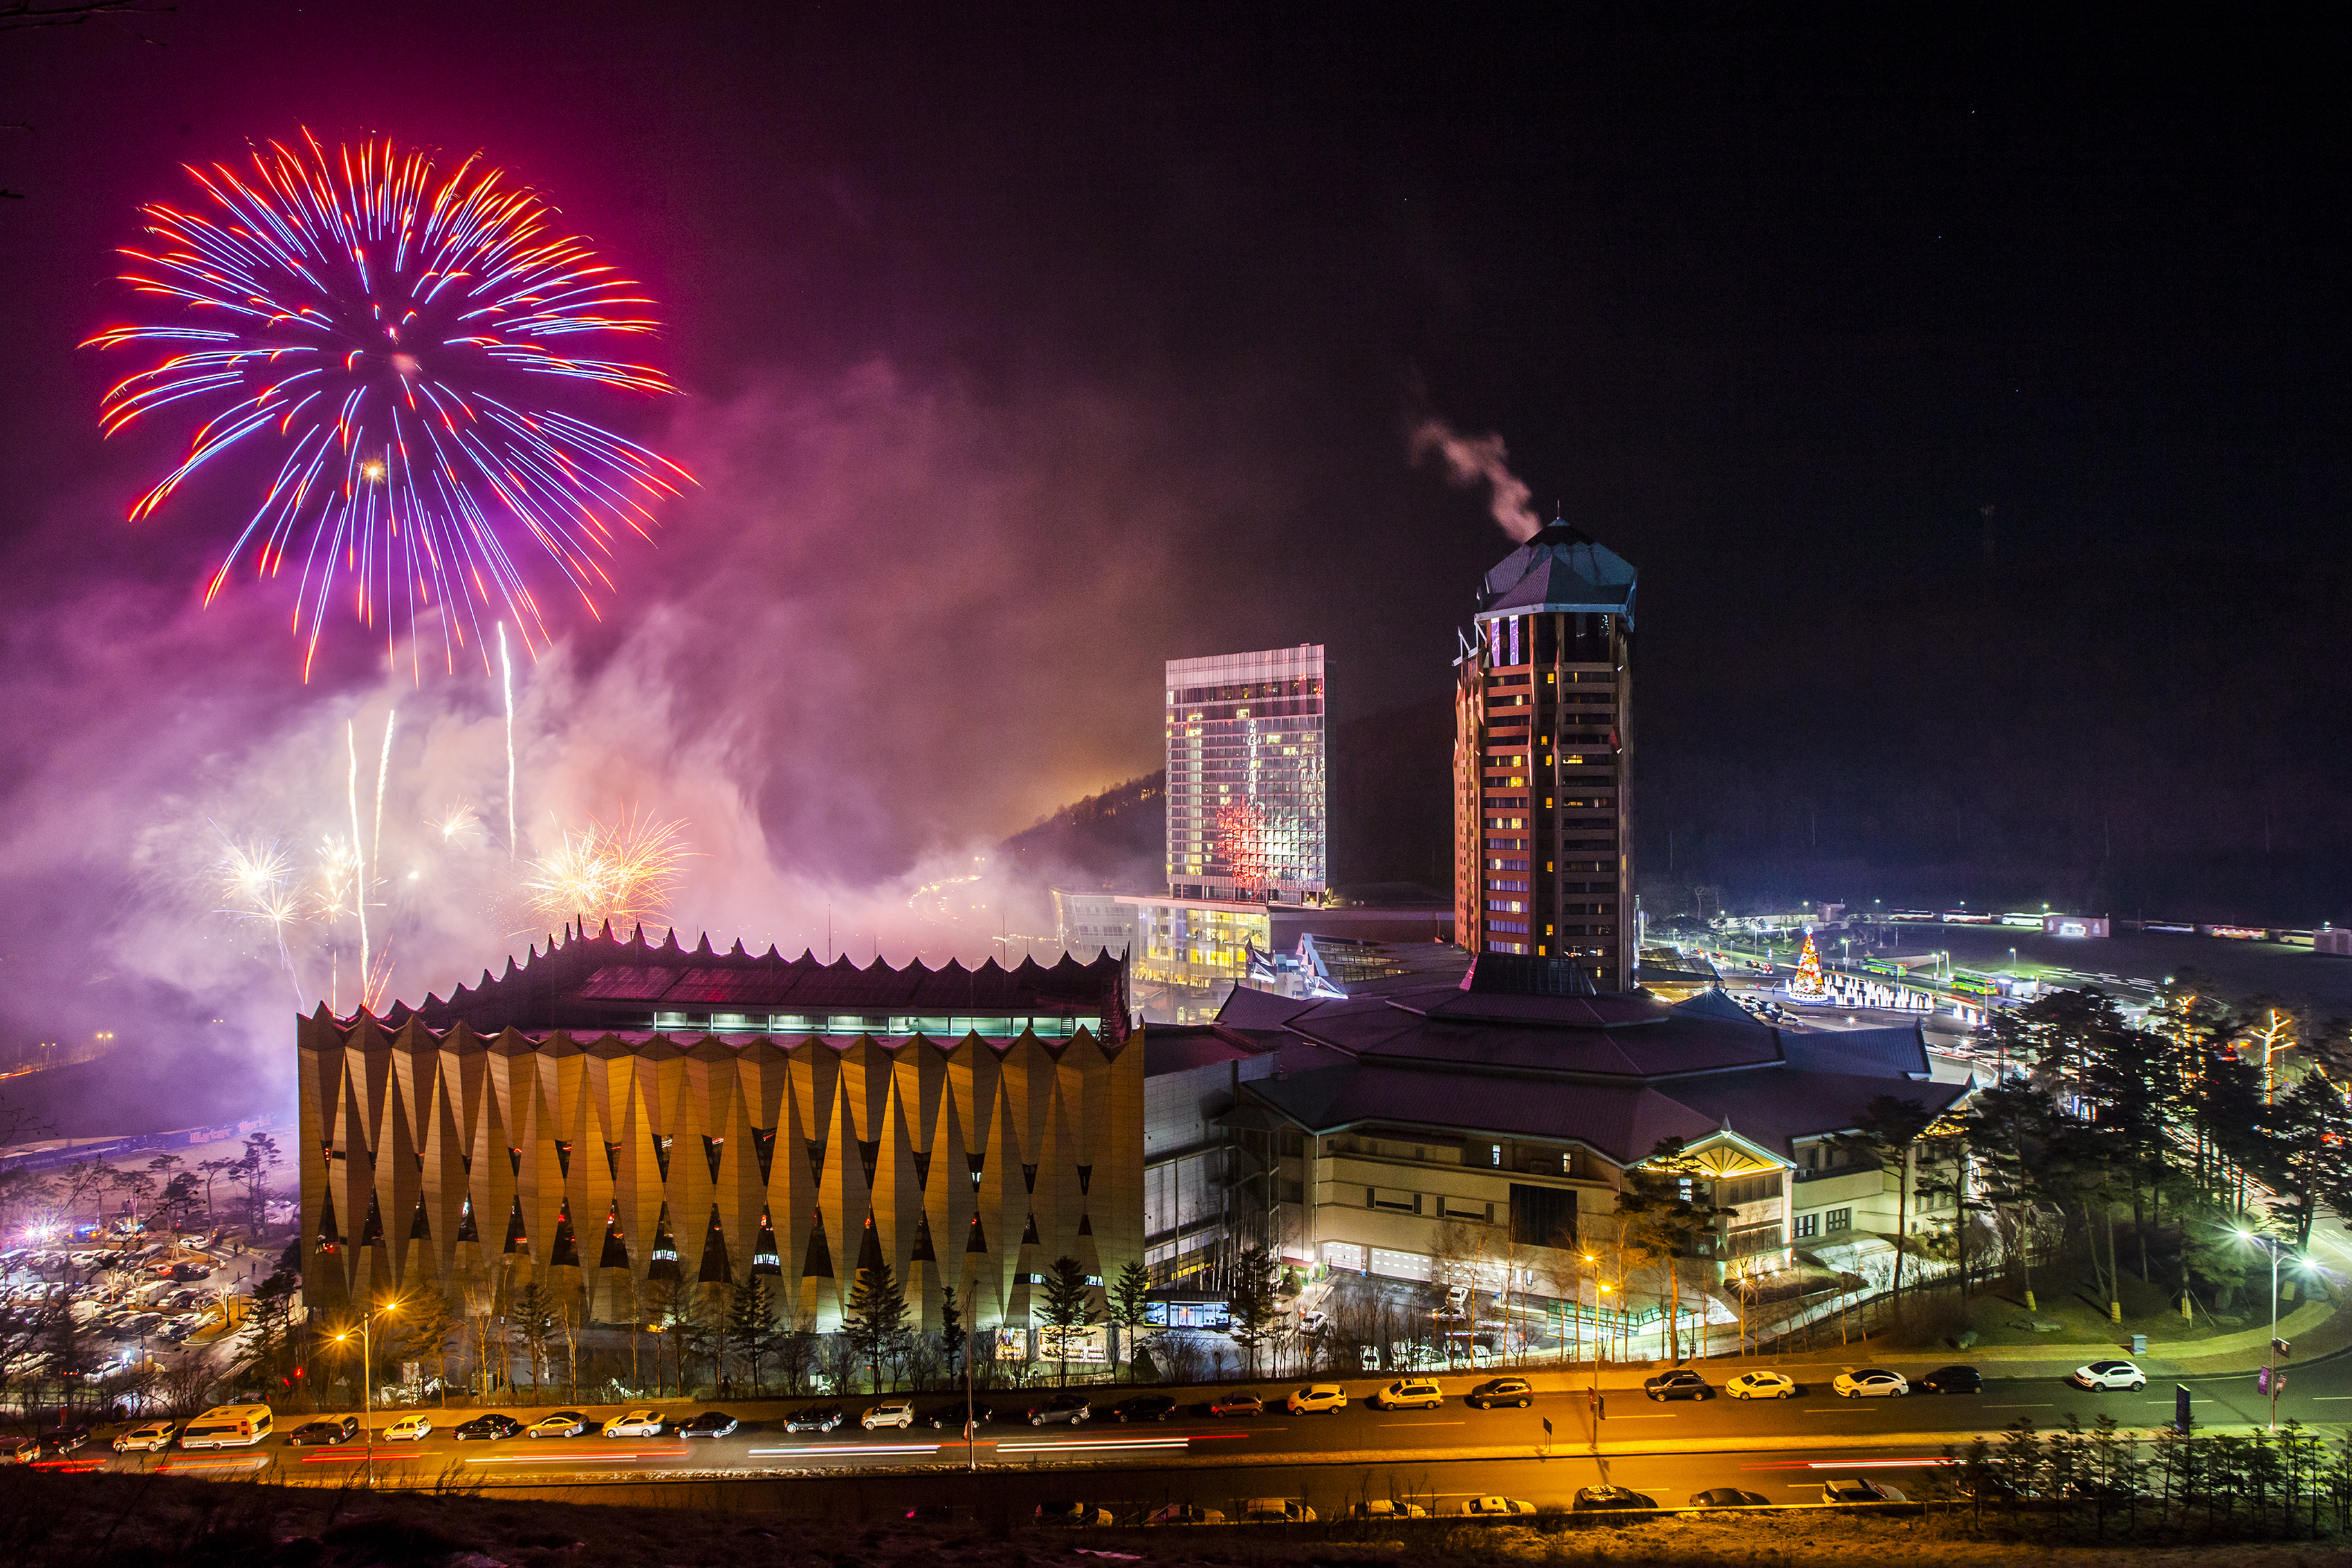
top-left (1410, 416), bottom-right (1540, 541)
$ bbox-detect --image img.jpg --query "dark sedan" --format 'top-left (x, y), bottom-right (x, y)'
top-left (452, 1413), bottom-right (524, 1442)
top-left (1689, 1488), bottom-right (1772, 1509)
top-left (920, 1401), bottom-right (995, 1430)
top-left (682, 1410), bottom-right (744, 1438)
top-left (1915, 1364), bottom-right (1983, 1394)
top-left (783, 1405), bottom-right (841, 1434)
top-left (284, 1417), bottom-right (360, 1447)
top-left (1572, 1486), bottom-right (1658, 1511)
top-left (1110, 1394), bottom-right (1177, 1422)
top-left (1642, 1368), bottom-right (1711, 1401)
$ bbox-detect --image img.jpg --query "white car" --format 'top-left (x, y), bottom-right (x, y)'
top-left (602, 1409), bottom-right (665, 1437)
top-left (1725, 1371), bottom-right (1799, 1400)
top-left (862, 1399), bottom-right (917, 1430)
top-left (381, 1414), bottom-right (432, 1441)
top-left (113, 1421), bottom-right (176, 1452)
top-left (1297, 1310), bottom-right (1329, 1334)
top-left (1822, 1477), bottom-right (1906, 1504)
top-left (1285, 1383), bottom-right (1347, 1414)
top-left (1832, 1367), bottom-right (1909, 1399)
top-left (1464, 1495), bottom-right (1538, 1516)
top-left (2071, 1359), bottom-right (2147, 1392)
top-left (526, 1410), bottom-right (589, 1438)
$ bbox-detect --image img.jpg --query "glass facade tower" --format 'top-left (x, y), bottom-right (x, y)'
top-left (1454, 524), bottom-right (1637, 990)
top-left (1165, 645), bottom-right (1327, 902)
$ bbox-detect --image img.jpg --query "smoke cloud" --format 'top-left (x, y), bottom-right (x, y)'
top-left (1409, 416), bottom-right (1541, 542)
top-left (0, 358), bottom-right (1287, 1127)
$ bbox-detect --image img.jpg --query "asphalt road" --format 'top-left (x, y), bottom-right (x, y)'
top-left (44, 1348), bottom-right (2350, 1518)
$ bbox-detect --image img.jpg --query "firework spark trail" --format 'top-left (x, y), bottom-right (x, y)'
top-left (347, 719), bottom-right (368, 990)
top-left (85, 131), bottom-right (692, 678)
top-left (373, 708), bottom-right (396, 872)
top-left (499, 622), bottom-right (517, 858)
top-left (214, 834), bottom-right (305, 1006)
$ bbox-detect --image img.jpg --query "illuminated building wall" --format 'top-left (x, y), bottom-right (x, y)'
top-left (298, 930), bottom-right (1141, 1339)
top-left (1165, 645), bottom-right (1327, 902)
top-left (1453, 522), bottom-right (1639, 990)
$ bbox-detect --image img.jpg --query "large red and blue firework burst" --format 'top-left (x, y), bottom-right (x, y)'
top-left (87, 131), bottom-right (690, 678)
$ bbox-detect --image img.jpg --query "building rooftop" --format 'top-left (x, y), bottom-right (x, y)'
top-left (1216, 979), bottom-right (1965, 1165)
top-left (1478, 519), bottom-right (1638, 627)
top-left (381, 923), bottom-right (1130, 1044)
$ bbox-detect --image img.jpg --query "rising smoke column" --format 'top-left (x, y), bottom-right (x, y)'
top-left (1410, 416), bottom-right (1541, 541)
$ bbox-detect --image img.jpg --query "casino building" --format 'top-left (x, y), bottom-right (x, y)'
top-left (1455, 521), bottom-right (1639, 990)
top-left (298, 926), bottom-right (1141, 1341)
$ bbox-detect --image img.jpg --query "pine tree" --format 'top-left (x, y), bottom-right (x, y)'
top-left (510, 1280), bottom-right (556, 1401)
top-left (937, 1282), bottom-right (964, 1380)
top-left (393, 1289), bottom-right (460, 1405)
top-left (1038, 1256), bottom-right (1100, 1386)
top-left (1108, 1262), bottom-right (1152, 1381)
top-left (843, 1261), bottom-right (909, 1394)
top-left (728, 1281), bottom-right (778, 1394)
top-left (1224, 1246), bottom-right (1281, 1378)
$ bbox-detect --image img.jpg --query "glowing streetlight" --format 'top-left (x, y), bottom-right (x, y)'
top-left (333, 1295), bottom-right (402, 1486)
top-left (2236, 1230), bottom-right (2295, 1429)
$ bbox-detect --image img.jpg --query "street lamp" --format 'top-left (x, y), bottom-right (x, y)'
top-left (332, 1295), bottom-right (402, 1486)
top-left (2236, 1230), bottom-right (2294, 1429)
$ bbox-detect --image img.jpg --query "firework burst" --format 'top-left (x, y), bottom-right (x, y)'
top-left (522, 811), bottom-right (690, 932)
top-left (86, 130), bottom-right (691, 679)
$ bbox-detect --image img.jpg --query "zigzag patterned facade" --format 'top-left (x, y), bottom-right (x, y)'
top-left (299, 929), bottom-right (1141, 1334)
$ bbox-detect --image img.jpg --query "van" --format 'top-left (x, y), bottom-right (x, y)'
top-left (178, 1403), bottom-right (274, 1449)
top-left (1372, 1379), bottom-right (1444, 1410)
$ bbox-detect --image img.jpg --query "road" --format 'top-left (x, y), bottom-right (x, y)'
top-left (42, 1349), bottom-right (2352, 1519)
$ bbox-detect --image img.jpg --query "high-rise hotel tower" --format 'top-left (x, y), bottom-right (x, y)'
top-left (1165, 645), bottom-right (1327, 903)
top-left (1453, 523), bottom-right (1637, 990)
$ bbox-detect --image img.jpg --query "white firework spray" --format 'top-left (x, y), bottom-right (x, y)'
top-left (347, 719), bottom-right (368, 997)
top-left (499, 622), bottom-right (517, 860)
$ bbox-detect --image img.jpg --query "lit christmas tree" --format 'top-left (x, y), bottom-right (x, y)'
top-left (1787, 929), bottom-right (1828, 1002)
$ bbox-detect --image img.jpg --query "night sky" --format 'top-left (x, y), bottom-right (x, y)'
top-left (0, 7), bottom-right (2343, 1114)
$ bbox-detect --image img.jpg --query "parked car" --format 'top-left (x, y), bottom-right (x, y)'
top-left (1372, 1378), bottom-right (1444, 1410)
top-left (284, 1417), bottom-right (360, 1447)
top-left (1688, 1488), bottom-right (1771, 1508)
top-left (382, 1414), bottom-right (432, 1441)
top-left (526, 1411), bottom-right (590, 1439)
top-left (1915, 1365), bottom-right (1983, 1394)
top-left (113, 1421), bottom-right (176, 1452)
top-left (40, 1427), bottom-right (92, 1457)
top-left (6, 1436), bottom-right (39, 1464)
top-left (919, 1401), bottom-right (991, 1430)
top-left (1831, 1367), bottom-right (1909, 1399)
top-left (1109, 1394), bottom-right (1177, 1422)
top-left (1296, 1310), bottom-right (1329, 1334)
top-left (1242, 1497), bottom-right (1316, 1522)
top-left (1208, 1390), bottom-right (1265, 1419)
top-left (1724, 1370), bottom-right (1799, 1400)
top-left (1285, 1383), bottom-right (1347, 1414)
top-left (1821, 1477), bottom-right (1907, 1504)
top-left (782, 1405), bottom-right (839, 1434)
top-left (452, 1413), bottom-right (523, 1442)
top-left (1029, 1393), bottom-right (1092, 1426)
top-left (1144, 1503), bottom-right (1226, 1526)
top-left (1033, 1501), bottom-right (1113, 1527)
top-left (1644, 1368), bottom-right (1712, 1402)
top-left (862, 1400), bottom-right (917, 1430)
top-left (682, 1410), bottom-right (744, 1438)
top-left (1572, 1486), bottom-right (1657, 1511)
top-left (1466, 1376), bottom-right (1534, 1409)
top-left (601, 1409), bottom-right (665, 1438)
top-left (1463, 1495), bottom-right (1538, 1516)
top-left (2070, 1359), bottom-right (2147, 1392)
top-left (1345, 1500), bottom-right (1427, 1520)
